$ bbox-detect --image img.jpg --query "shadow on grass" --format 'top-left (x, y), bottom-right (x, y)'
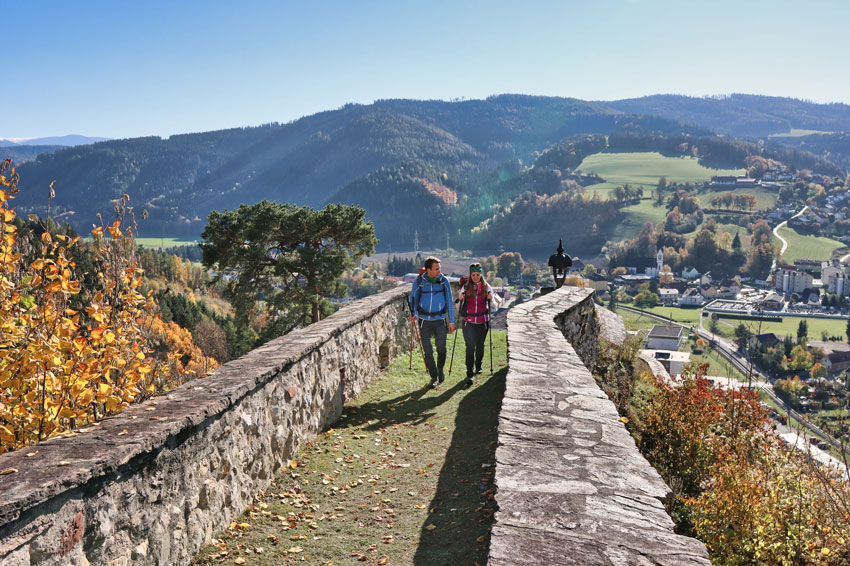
top-left (413, 366), bottom-right (506, 566)
top-left (337, 377), bottom-right (468, 431)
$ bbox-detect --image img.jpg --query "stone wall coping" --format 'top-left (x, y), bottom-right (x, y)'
top-left (0, 286), bottom-right (409, 528)
top-left (489, 286), bottom-right (711, 565)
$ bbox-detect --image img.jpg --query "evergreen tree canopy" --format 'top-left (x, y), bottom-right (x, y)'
top-left (201, 201), bottom-right (376, 337)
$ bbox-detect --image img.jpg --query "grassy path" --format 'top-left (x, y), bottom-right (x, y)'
top-left (193, 329), bottom-right (507, 566)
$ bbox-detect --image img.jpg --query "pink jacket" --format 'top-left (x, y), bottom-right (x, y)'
top-left (459, 282), bottom-right (492, 324)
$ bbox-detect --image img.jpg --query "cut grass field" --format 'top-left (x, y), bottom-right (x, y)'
top-left (576, 152), bottom-right (747, 242)
top-left (576, 152), bottom-right (744, 186)
top-left (610, 199), bottom-right (669, 242)
top-left (136, 236), bottom-right (200, 249)
top-left (775, 225), bottom-right (845, 263)
top-left (192, 329), bottom-right (507, 566)
top-left (716, 315), bottom-right (849, 342)
top-left (769, 129), bottom-right (835, 138)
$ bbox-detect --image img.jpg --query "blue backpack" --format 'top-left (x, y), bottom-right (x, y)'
top-left (413, 274), bottom-right (449, 316)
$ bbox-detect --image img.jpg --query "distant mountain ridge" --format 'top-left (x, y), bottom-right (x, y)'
top-left (0, 135), bottom-right (111, 147)
top-left (8, 94), bottom-right (850, 255)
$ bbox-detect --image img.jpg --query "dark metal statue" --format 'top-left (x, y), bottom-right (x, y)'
top-left (547, 239), bottom-right (573, 289)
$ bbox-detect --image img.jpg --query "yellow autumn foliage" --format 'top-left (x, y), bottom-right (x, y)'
top-left (0, 160), bottom-right (218, 454)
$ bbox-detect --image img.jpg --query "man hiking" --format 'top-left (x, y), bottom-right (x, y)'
top-left (409, 256), bottom-right (455, 388)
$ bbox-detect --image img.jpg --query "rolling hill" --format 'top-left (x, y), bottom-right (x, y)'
top-left (7, 94), bottom-right (850, 258)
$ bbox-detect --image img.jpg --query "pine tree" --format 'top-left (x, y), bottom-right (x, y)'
top-left (732, 232), bottom-right (742, 251)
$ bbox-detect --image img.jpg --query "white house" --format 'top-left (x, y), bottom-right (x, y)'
top-left (659, 288), bottom-right (680, 305)
top-left (646, 325), bottom-right (683, 351)
top-left (681, 266), bottom-right (699, 280)
top-left (678, 287), bottom-right (704, 307)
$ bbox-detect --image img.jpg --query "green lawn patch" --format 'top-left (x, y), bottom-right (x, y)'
top-left (615, 308), bottom-right (662, 332)
top-left (193, 329), bottom-right (507, 566)
top-left (636, 305), bottom-right (702, 326)
top-left (775, 225), bottom-right (845, 263)
top-left (689, 348), bottom-right (747, 381)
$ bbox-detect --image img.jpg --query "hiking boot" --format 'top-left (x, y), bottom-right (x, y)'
top-left (438, 370), bottom-right (445, 384)
top-left (474, 367), bottom-right (483, 375)
top-left (463, 377), bottom-right (474, 388)
top-left (428, 378), bottom-right (438, 389)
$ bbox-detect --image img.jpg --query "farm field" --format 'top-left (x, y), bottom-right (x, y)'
top-left (769, 129), bottom-right (835, 138)
top-left (136, 236), bottom-right (201, 249)
top-left (576, 152), bottom-right (747, 242)
top-left (576, 152), bottom-right (744, 186)
top-left (610, 199), bottom-right (669, 242)
top-left (775, 225), bottom-right (845, 263)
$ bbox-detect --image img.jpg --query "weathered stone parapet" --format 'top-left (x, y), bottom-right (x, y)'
top-left (490, 286), bottom-right (711, 565)
top-left (0, 286), bottom-right (411, 566)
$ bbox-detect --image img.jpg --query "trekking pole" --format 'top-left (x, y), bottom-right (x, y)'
top-left (414, 318), bottom-right (427, 367)
top-left (408, 317), bottom-right (415, 370)
top-left (487, 299), bottom-right (494, 375)
top-left (448, 319), bottom-right (459, 375)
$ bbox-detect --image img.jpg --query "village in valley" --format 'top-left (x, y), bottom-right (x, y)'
top-left (541, 170), bottom-right (850, 466)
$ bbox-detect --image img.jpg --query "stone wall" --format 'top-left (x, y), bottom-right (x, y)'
top-left (0, 286), bottom-right (411, 566)
top-left (488, 287), bottom-right (711, 565)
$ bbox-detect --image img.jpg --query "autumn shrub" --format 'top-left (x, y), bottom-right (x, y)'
top-left (635, 361), bottom-right (850, 565)
top-left (0, 160), bottom-right (217, 454)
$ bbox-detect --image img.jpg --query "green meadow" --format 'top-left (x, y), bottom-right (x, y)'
top-left (577, 152), bottom-right (748, 241)
top-left (577, 152), bottom-right (744, 186)
top-left (136, 236), bottom-right (201, 249)
top-left (775, 225), bottom-right (845, 263)
top-left (768, 129), bottom-right (834, 138)
top-left (609, 199), bottom-right (669, 242)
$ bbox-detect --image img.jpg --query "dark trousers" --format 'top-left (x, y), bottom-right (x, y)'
top-left (462, 321), bottom-right (488, 377)
top-left (418, 319), bottom-right (447, 380)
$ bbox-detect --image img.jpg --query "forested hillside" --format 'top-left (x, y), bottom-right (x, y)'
top-left (10, 94), bottom-right (850, 257)
top-left (605, 93), bottom-right (850, 138)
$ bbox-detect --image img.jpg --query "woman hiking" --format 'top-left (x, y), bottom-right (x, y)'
top-left (457, 263), bottom-right (493, 388)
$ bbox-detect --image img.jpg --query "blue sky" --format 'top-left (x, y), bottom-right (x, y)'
top-left (3, 0), bottom-right (849, 140)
